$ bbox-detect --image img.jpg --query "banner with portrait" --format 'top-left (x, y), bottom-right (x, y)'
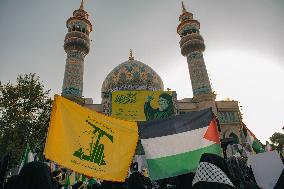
top-left (111, 90), bottom-right (176, 121)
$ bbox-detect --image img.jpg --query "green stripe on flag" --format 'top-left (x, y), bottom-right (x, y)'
top-left (18, 143), bottom-right (34, 173)
top-left (64, 174), bottom-right (70, 189)
top-left (252, 139), bottom-right (265, 153)
top-left (21, 143), bottom-right (31, 164)
top-left (146, 144), bottom-right (221, 180)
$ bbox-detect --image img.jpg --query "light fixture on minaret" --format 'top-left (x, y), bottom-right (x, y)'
top-left (177, 2), bottom-right (215, 102)
top-left (61, 0), bottom-right (93, 103)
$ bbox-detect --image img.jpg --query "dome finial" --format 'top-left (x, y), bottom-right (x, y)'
top-left (181, 1), bottom-right (187, 13)
top-left (129, 49), bottom-right (134, 60)
top-left (80, 0), bottom-right (84, 10)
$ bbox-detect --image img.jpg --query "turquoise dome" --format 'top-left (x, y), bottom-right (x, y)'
top-left (101, 59), bottom-right (164, 93)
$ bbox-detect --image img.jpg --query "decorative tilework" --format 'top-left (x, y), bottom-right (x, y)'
top-left (193, 86), bottom-right (211, 96)
top-left (62, 57), bottom-right (84, 97)
top-left (67, 51), bottom-right (84, 60)
top-left (101, 60), bottom-right (164, 93)
top-left (217, 111), bottom-right (240, 124)
top-left (62, 87), bottom-right (81, 96)
top-left (187, 51), bottom-right (212, 96)
top-left (188, 51), bottom-right (203, 62)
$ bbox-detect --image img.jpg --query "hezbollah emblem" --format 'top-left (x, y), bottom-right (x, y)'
top-left (73, 116), bottom-right (114, 166)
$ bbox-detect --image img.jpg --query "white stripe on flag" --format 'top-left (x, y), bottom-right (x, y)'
top-left (28, 152), bottom-right (35, 162)
top-left (141, 126), bottom-right (214, 159)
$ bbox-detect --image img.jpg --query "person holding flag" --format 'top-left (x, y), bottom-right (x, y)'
top-left (18, 143), bottom-right (34, 174)
top-left (15, 161), bottom-right (56, 189)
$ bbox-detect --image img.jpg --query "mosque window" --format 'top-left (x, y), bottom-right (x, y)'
top-left (68, 28), bottom-right (71, 32)
top-left (82, 28), bottom-right (86, 33)
top-left (182, 30), bottom-right (189, 36)
top-left (72, 25), bottom-right (76, 31)
top-left (76, 25), bottom-right (81, 32)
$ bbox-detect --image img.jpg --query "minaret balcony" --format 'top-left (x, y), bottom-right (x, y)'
top-left (65, 31), bottom-right (90, 42)
top-left (64, 37), bottom-right (90, 54)
top-left (66, 17), bottom-right (92, 32)
top-left (179, 33), bottom-right (203, 46)
top-left (180, 34), bottom-right (205, 56)
top-left (177, 20), bottom-right (200, 34)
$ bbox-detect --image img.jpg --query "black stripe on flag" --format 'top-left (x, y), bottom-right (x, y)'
top-left (138, 108), bottom-right (213, 139)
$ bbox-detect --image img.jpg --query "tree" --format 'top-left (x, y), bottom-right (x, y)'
top-left (0, 73), bottom-right (52, 168)
top-left (270, 132), bottom-right (284, 152)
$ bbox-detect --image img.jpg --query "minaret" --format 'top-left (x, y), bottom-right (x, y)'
top-left (62, 0), bottom-right (92, 101)
top-left (177, 2), bottom-right (215, 102)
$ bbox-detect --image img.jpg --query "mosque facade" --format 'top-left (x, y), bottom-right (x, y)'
top-left (61, 1), bottom-right (243, 144)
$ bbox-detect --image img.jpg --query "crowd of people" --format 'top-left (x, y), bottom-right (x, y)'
top-left (1, 153), bottom-right (284, 189)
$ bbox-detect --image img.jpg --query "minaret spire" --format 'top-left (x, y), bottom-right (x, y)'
top-left (129, 49), bottom-right (134, 60)
top-left (80, 0), bottom-right (84, 10)
top-left (181, 1), bottom-right (187, 13)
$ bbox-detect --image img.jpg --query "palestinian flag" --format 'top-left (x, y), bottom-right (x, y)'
top-left (242, 125), bottom-right (264, 153)
top-left (138, 108), bottom-right (222, 180)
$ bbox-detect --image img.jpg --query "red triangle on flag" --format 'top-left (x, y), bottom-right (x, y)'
top-left (203, 118), bottom-right (220, 144)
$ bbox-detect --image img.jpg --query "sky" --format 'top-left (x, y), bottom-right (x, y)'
top-left (0, 0), bottom-right (284, 142)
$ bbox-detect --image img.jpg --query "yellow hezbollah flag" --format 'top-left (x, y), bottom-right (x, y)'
top-left (44, 95), bottom-right (138, 182)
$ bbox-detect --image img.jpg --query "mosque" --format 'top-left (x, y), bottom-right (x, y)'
top-left (61, 1), bottom-right (243, 144)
